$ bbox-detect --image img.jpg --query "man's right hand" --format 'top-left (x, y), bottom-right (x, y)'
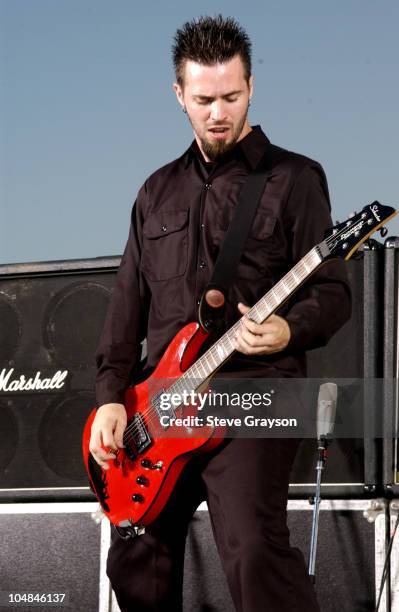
top-left (89, 403), bottom-right (127, 470)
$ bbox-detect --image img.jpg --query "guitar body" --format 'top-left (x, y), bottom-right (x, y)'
top-left (82, 322), bottom-right (225, 528)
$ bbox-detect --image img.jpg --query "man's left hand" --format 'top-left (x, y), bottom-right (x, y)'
top-left (233, 302), bottom-right (291, 355)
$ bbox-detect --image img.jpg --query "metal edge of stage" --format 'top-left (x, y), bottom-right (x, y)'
top-left (0, 487), bottom-right (96, 503)
top-left (0, 499), bottom-right (380, 513)
top-left (0, 484), bottom-right (384, 503)
top-left (288, 483), bottom-right (379, 499)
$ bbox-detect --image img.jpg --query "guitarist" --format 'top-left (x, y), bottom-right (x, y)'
top-left (89, 15), bottom-right (351, 612)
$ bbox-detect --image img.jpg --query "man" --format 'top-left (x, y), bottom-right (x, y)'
top-left (90, 15), bottom-right (351, 612)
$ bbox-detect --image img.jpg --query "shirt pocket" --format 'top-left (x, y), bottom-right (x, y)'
top-left (213, 213), bottom-right (277, 280)
top-left (141, 210), bottom-right (189, 281)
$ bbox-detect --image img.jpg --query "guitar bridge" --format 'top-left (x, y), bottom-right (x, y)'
top-left (123, 413), bottom-right (152, 457)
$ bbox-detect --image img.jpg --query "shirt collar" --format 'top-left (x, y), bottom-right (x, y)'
top-left (238, 125), bottom-right (271, 170)
top-left (184, 125), bottom-right (271, 171)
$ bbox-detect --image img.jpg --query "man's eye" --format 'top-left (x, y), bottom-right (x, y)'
top-left (225, 97), bottom-right (238, 103)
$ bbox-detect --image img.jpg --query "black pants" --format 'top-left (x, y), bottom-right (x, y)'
top-left (106, 438), bottom-right (320, 612)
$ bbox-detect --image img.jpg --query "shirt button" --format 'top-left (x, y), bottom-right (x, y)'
top-left (204, 183), bottom-right (212, 190)
top-left (199, 260), bottom-right (206, 269)
top-left (161, 225), bottom-right (167, 232)
top-left (201, 223), bottom-right (205, 229)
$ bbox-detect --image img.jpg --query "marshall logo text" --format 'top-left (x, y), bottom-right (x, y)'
top-left (0, 368), bottom-right (69, 393)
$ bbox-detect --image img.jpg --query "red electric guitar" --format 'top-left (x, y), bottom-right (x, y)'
top-left (82, 202), bottom-right (396, 536)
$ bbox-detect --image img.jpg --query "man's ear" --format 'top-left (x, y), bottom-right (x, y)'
top-left (173, 83), bottom-right (185, 110)
top-left (248, 75), bottom-right (254, 100)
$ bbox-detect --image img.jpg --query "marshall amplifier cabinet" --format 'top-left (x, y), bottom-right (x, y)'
top-left (0, 257), bottom-right (120, 501)
top-left (0, 246), bottom-right (384, 501)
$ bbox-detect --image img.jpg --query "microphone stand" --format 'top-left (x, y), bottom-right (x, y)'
top-left (308, 435), bottom-right (332, 583)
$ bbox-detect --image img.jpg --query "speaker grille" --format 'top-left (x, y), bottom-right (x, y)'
top-left (43, 282), bottom-right (111, 369)
top-left (38, 392), bottom-right (95, 481)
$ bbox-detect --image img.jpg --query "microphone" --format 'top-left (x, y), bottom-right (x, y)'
top-left (308, 382), bottom-right (338, 582)
top-left (316, 382), bottom-right (337, 441)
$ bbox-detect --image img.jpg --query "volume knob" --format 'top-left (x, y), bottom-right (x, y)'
top-left (136, 476), bottom-right (149, 486)
top-left (132, 493), bottom-right (144, 503)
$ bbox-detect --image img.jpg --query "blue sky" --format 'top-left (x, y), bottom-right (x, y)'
top-left (1, 0), bottom-right (398, 264)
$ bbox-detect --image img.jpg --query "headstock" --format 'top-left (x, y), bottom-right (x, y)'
top-left (323, 201), bottom-right (397, 260)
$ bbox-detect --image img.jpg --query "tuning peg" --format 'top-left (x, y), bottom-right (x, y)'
top-left (335, 220), bottom-right (340, 225)
top-left (379, 227), bottom-right (388, 238)
top-left (348, 211), bottom-right (357, 219)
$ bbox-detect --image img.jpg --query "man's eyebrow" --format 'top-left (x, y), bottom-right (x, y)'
top-left (222, 90), bottom-right (242, 97)
top-left (193, 90), bottom-right (242, 100)
top-left (193, 95), bottom-right (213, 101)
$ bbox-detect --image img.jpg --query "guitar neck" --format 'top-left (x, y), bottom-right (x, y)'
top-left (169, 243), bottom-right (326, 398)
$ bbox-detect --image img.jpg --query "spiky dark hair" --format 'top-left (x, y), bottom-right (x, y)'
top-left (172, 15), bottom-right (252, 85)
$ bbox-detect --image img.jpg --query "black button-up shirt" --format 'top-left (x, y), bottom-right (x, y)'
top-left (95, 126), bottom-right (351, 406)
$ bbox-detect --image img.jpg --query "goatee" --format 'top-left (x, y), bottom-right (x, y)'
top-left (200, 137), bottom-right (238, 161)
top-left (188, 112), bottom-right (249, 162)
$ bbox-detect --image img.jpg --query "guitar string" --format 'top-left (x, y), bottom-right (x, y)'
top-left (121, 324), bottom-right (241, 442)
top-left (119, 213), bottom-right (378, 443)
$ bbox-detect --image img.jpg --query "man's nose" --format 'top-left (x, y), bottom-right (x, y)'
top-left (210, 100), bottom-right (227, 122)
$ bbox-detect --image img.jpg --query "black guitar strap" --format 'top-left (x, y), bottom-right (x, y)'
top-left (198, 142), bottom-right (275, 331)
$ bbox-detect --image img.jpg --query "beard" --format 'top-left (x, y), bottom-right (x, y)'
top-left (188, 110), bottom-right (249, 162)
